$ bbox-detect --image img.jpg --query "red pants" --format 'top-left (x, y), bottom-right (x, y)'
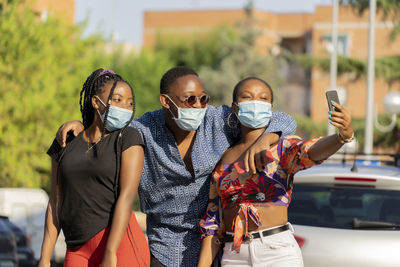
top-left (64, 212), bottom-right (150, 267)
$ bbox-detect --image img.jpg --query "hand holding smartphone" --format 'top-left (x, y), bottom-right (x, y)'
top-left (326, 90), bottom-right (340, 111)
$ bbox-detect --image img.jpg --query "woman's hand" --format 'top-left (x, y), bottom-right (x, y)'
top-left (56, 120), bottom-right (84, 147)
top-left (101, 250), bottom-right (117, 267)
top-left (329, 101), bottom-right (354, 140)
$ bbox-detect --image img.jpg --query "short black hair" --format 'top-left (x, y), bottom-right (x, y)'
top-left (232, 77), bottom-right (274, 104)
top-left (160, 66), bottom-right (198, 94)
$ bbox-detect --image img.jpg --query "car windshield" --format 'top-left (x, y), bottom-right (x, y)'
top-left (288, 184), bottom-right (400, 229)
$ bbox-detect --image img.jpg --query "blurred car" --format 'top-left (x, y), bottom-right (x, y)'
top-left (0, 216), bottom-right (18, 267)
top-left (0, 188), bottom-right (66, 264)
top-left (289, 156), bottom-right (400, 267)
top-left (0, 216), bottom-right (36, 267)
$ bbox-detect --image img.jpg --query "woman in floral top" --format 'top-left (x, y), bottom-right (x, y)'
top-left (198, 77), bottom-right (354, 267)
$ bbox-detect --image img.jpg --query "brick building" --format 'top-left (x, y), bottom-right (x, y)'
top-left (28, 0), bottom-right (74, 23)
top-left (143, 6), bottom-right (400, 122)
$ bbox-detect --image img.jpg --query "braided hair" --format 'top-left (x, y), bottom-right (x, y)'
top-left (79, 68), bottom-right (136, 198)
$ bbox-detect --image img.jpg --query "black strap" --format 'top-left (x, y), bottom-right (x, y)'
top-left (219, 224), bottom-right (290, 243)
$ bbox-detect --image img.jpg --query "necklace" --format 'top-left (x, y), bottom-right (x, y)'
top-left (85, 131), bottom-right (102, 153)
top-left (86, 141), bottom-right (100, 153)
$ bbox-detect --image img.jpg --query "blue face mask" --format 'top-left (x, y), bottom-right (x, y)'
top-left (237, 100), bottom-right (272, 129)
top-left (167, 96), bottom-right (207, 131)
top-left (96, 97), bottom-right (133, 132)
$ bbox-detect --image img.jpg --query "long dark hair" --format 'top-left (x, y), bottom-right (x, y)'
top-left (79, 68), bottom-right (136, 196)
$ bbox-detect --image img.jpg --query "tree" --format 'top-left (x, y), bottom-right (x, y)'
top-left (154, 26), bottom-right (236, 71)
top-left (342, 0), bottom-right (400, 40)
top-left (0, 1), bottom-right (105, 188)
top-left (289, 53), bottom-right (400, 87)
top-left (108, 48), bottom-right (174, 117)
top-left (198, 8), bottom-right (285, 107)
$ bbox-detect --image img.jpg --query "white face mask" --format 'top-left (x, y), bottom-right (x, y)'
top-left (237, 100), bottom-right (272, 129)
top-left (96, 96), bottom-right (133, 132)
top-left (166, 96), bottom-right (207, 131)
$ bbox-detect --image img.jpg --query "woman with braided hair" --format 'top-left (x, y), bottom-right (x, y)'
top-left (38, 69), bottom-right (150, 267)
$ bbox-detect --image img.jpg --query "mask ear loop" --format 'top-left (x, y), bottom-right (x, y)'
top-left (165, 95), bottom-right (180, 119)
top-left (228, 103), bottom-right (239, 128)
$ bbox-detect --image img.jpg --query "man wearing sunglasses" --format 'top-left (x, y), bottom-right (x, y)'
top-left (56, 66), bottom-right (296, 267)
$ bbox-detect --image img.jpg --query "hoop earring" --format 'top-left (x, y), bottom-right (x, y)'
top-left (227, 112), bottom-right (239, 128)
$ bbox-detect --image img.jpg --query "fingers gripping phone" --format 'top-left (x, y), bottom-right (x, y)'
top-left (326, 90), bottom-right (340, 111)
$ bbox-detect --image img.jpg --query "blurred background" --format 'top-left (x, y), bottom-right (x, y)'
top-left (1, 0), bottom-right (399, 192)
top-left (1, 1), bottom-right (400, 265)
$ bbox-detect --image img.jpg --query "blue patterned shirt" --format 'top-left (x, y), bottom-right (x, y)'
top-left (130, 105), bottom-right (296, 267)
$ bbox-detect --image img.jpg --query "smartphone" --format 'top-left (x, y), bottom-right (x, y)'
top-left (326, 90), bottom-right (340, 111)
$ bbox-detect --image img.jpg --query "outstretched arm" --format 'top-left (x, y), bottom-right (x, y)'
top-left (38, 160), bottom-right (61, 267)
top-left (308, 101), bottom-right (354, 161)
top-left (101, 145), bottom-right (144, 267)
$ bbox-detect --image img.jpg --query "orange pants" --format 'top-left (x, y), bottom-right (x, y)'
top-left (64, 212), bottom-right (150, 267)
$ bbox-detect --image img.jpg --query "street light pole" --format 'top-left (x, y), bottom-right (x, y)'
top-left (328, 0), bottom-right (339, 135)
top-left (364, 0), bottom-right (376, 154)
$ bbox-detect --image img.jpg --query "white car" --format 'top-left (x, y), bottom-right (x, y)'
top-left (0, 188), bottom-right (66, 263)
top-left (289, 156), bottom-right (400, 267)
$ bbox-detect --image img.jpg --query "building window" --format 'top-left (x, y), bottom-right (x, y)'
top-left (322, 34), bottom-right (350, 57)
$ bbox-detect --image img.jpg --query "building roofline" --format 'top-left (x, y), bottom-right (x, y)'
top-left (143, 5), bottom-right (333, 16)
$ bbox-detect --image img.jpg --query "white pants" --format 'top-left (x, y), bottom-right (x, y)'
top-left (221, 224), bottom-right (304, 267)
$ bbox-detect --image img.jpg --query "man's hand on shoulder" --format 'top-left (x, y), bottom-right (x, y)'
top-left (56, 120), bottom-right (84, 147)
top-left (243, 132), bottom-right (279, 174)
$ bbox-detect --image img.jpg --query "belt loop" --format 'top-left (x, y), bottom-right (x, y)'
top-left (248, 232), bottom-right (254, 243)
top-left (287, 222), bottom-right (294, 233)
top-left (258, 229), bottom-right (265, 244)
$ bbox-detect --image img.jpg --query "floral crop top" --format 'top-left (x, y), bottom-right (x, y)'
top-left (199, 136), bottom-right (323, 252)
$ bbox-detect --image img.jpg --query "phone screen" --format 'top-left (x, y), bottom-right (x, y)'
top-left (326, 90), bottom-right (340, 111)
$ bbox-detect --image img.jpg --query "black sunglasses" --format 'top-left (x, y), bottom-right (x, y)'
top-left (175, 95), bottom-right (210, 106)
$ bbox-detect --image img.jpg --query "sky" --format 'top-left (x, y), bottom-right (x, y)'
top-left (75, 0), bottom-right (332, 46)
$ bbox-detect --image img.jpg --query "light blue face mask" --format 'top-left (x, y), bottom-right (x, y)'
top-left (167, 96), bottom-right (207, 131)
top-left (96, 97), bottom-right (133, 132)
top-left (237, 100), bottom-right (272, 129)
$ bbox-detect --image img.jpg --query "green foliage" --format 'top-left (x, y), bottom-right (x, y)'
top-left (0, 1), bottom-right (175, 191)
top-left (353, 114), bottom-right (400, 148)
top-left (0, 1), bottom-right (106, 188)
top-left (108, 48), bottom-right (173, 116)
top-left (154, 26), bottom-right (237, 71)
top-left (342, 0), bottom-right (400, 40)
top-left (375, 56), bottom-right (400, 85)
top-left (197, 21), bottom-right (285, 106)
top-left (154, 8), bottom-right (285, 107)
top-left (293, 116), bottom-right (327, 140)
top-left (289, 52), bottom-right (400, 85)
